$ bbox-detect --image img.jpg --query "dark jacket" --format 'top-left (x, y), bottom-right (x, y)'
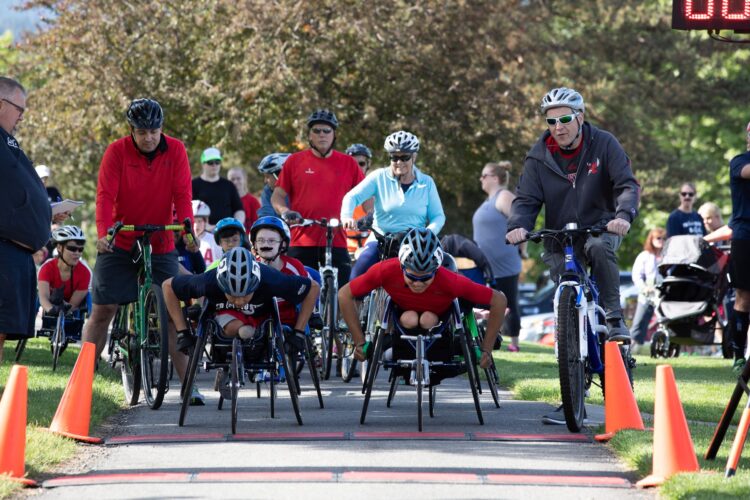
top-left (0, 128), bottom-right (51, 250)
top-left (508, 122), bottom-right (640, 232)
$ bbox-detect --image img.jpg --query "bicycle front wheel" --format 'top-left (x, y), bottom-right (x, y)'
top-left (557, 286), bottom-right (585, 432)
top-left (140, 284), bottom-right (170, 409)
top-left (115, 304), bottom-right (141, 406)
top-left (321, 275), bottom-right (336, 380)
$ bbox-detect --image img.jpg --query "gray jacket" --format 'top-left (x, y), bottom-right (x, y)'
top-left (508, 122), bottom-right (639, 232)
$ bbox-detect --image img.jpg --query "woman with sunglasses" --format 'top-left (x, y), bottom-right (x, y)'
top-left (338, 228), bottom-right (506, 371)
top-left (629, 227), bottom-right (666, 353)
top-left (38, 225), bottom-right (91, 316)
top-left (666, 182), bottom-right (706, 238)
top-left (341, 131), bottom-right (445, 280)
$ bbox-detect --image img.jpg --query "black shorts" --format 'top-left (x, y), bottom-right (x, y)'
top-left (730, 239), bottom-right (750, 291)
top-left (0, 239), bottom-right (37, 339)
top-left (91, 248), bottom-right (179, 305)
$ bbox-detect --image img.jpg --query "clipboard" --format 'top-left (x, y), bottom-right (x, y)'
top-left (51, 199), bottom-right (84, 215)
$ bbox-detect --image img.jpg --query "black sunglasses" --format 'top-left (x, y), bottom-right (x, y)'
top-left (206, 160), bottom-right (221, 166)
top-left (311, 127), bottom-right (333, 135)
top-left (65, 245), bottom-right (85, 253)
top-left (357, 161), bottom-right (368, 167)
top-left (390, 154), bottom-right (412, 163)
top-left (680, 192), bottom-right (695, 198)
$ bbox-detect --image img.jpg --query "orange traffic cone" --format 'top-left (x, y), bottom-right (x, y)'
top-left (595, 342), bottom-right (644, 441)
top-left (48, 342), bottom-right (103, 444)
top-left (0, 365), bottom-right (36, 486)
top-left (636, 365), bottom-right (699, 488)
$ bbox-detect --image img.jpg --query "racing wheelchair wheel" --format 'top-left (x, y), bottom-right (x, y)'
top-left (178, 318), bottom-right (214, 426)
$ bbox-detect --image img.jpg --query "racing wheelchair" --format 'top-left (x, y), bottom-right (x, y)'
top-left (359, 296), bottom-right (486, 432)
top-left (178, 298), bottom-right (321, 433)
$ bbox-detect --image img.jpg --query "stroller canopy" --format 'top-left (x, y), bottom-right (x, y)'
top-left (658, 235), bottom-right (723, 276)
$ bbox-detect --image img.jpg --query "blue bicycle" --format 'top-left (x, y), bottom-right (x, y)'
top-left (526, 223), bottom-right (635, 432)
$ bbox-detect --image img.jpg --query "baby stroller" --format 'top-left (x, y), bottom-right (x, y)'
top-left (651, 235), bottom-right (731, 358)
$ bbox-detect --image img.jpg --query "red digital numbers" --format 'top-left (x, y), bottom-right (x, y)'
top-left (673, 0), bottom-right (750, 30)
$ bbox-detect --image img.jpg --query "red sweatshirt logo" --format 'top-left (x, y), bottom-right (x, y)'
top-left (587, 158), bottom-right (600, 175)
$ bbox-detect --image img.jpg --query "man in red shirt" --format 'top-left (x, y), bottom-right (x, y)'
top-left (339, 228), bottom-right (507, 371)
top-left (271, 109), bottom-right (364, 286)
top-left (82, 98), bottom-right (193, 363)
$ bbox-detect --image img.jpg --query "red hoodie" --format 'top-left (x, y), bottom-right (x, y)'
top-left (96, 135), bottom-right (193, 254)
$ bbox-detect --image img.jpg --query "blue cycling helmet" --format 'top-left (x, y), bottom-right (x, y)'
top-left (214, 217), bottom-right (247, 245)
top-left (257, 153), bottom-right (290, 175)
top-left (399, 228), bottom-right (443, 274)
top-left (216, 247), bottom-right (261, 297)
top-left (250, 216), bottom-right (291, 250)
top-left (126, 98), bottom-right (164, 129)
top-left (345, 143), bottom-right (372, 159)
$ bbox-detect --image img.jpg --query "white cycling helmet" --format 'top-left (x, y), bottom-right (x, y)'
top-left (52, 225), bottom-right (86, 244)
top-left (216, 247), bottom-right (262, 297)
top-left (540, 87), bottom-right (585, 114)
top-left (384, 131), bottom-right (420, 154)
top-left (192, 199), bottom-right (211, 218)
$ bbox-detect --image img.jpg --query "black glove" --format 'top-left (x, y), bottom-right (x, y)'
top-left (356, 213), bottom-right (374, 231)
top-left (282, 210), bottom-right (302, 223)
top-left (285, 328), bottom-right (307, 353)
top-left (47, 304), bottom-right (61, 315)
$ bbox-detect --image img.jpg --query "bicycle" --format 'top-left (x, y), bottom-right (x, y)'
top-left (106, 219), bottom-right (194, 409)
top-left (524, 223), bottom-right (635, 432)
top-left (346, 228), bottom-right (406, 389)
top-left (292, 217), bottom-right (348, 380)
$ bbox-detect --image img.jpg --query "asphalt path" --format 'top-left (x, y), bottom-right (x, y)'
top-left (38, 362), bottom-right (654, 499)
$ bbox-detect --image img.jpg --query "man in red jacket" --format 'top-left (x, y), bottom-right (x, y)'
top-left (82, 99), bottom-right (193, 367)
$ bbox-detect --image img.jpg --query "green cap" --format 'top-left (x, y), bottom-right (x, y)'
top-left (201, 147), bottom-right (222, 164)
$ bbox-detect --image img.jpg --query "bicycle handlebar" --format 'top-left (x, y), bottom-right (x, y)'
top-left (512, 224), bottom-right (609, 245)
top-left (107, 219), bottom-right (194, 247)
top-left (290, 217), bottom-right (342, 229)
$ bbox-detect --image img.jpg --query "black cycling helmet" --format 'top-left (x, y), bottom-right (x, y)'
top-left (306, 109), bottom-right (339, 130)
top-left (345, 143), bottom-right (372, 159)
top-left (398, 227), bottom-right (444, 274)
top-left (126, 98), bottom-right (164, 129)
top-left (216, 247), bottom-right (261, 297)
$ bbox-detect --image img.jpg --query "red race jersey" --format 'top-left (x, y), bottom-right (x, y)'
top-left (95, 135), bottom-right (192, 254)
top-left (269, 255), bottom-right (309, 325)
top-left (349, 259), bottom-right (493, 315)
top-left (38, 259), bottom-right (91, 302)
top-left (277, 149), bottom-right (364, 248)
top-left (241, 193), bottom-right (261, 232)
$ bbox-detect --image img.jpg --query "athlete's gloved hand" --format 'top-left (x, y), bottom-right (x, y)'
top-left (282, 210), bottom-right (302, 224)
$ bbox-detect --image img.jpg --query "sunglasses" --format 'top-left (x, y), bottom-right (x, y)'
top-left (357, 161), bottom-right (368, 167)
top-left (680, 192), bottom-right (695, 198)
top-left (205, 160), bottom-right (221, 166)
top-left (311, 127), bottom-right (333, 135)
top-left (390, 154), bottom-right (412, 163)
top-left (402, 267), bottom-right (435, 282)
top-left (545, 113), bottom-right (578, 126)
top-left (65, 245), bottom-right (85, 253)
top-left (1, 98), bottom-right (25, 116)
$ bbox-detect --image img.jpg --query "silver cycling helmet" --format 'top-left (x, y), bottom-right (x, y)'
top-left (216, 247), bottom-right (261, 297)
top-left (257, 153), bottom-right (291, 175)
top-left (52, 225), bottom-right (86, 244)
top-left (398, 227), bottom-right (443, 274)
top-left (384, 131), bottom-right (420, 154)
top-left (540, 87), bottom-right (585, 114)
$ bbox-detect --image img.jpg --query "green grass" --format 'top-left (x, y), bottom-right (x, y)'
top-left (495, 342), bottom-right (750, 498)
top-left (0, 338), bottom-right (124, 496)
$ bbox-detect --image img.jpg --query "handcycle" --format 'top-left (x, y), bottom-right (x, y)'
top-left (524, 223), bottom-right (635, 432)
top-left (106, 219), bottom-right (194, 409)
top-left (292, 217), bottom-right (349, 380)
top-left (178, 298), bottom-right (304, 433)
top-left (360, 297), bottom-right (484, 432)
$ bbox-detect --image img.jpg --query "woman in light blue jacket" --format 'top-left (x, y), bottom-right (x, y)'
top-left (341, 131), bottom-right (445, 279)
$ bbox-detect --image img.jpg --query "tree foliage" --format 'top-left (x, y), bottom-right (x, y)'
top-left (8, 0), bottom-right (750, 272)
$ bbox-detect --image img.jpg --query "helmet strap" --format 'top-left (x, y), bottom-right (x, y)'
top-left (309, 133), bottom-right (336, 158)
top-left (560, 120), bottom-right (583, 151)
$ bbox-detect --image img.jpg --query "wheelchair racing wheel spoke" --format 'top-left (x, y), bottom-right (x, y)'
top-left (460, 327), bottom-right (484, 426)
top-left (231, 338), bottom-right (241, 434)
top-left (305, 335), bottom-right (324, 408)
top-left (360, 326), bottom-right (386, 424)
top-left (51, 311), bottom-right (65, 371)
top-left (179, 320), bottom-right (210, 426)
